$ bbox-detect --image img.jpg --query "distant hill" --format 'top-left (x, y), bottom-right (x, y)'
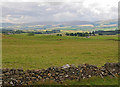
top-left (2, 19), bottom-right (117, 26)
top-left (60, 21), bottom-right (94, 26)
top-left (93, 19), bottom-right (117, 26)
top-left (1, 23), bottom-right (16, 27)
top-left (1, 19), bottom-right (118, 31)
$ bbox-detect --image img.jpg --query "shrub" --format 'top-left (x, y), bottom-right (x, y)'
top-left (56, 34), bottom-right (62, 36)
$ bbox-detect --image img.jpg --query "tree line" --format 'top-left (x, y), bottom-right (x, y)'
top-left (65, 32), bottom-right (95, 37)
top-left (2, 29), bottom-right (61, 35)
top-left (94, 30), bottom-right (120, 35)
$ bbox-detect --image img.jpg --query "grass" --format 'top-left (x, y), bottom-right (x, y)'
top-left (33, 76), bottom-right (119, 86)
top-left (2, 34), bottom-right (118, 70)
top-left (2, 34), bottom-right (119, 85)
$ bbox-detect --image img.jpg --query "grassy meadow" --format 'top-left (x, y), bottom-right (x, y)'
top-left (33, 76), bottom-right (119, 85)
top-left (2, 34), bottom-right (118, 70)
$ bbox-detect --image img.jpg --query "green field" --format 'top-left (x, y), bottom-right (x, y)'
top-left (2, 34), bottom-right (119, 85)
top-left (2, 34), bottom-right (118, 70)
top-left (33, 76), bottom-right (118, 85)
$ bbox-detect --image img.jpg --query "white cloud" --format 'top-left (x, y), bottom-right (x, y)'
top-left (53, 11), bottom-right (77, 21)
top-left (1, 0), bottom-right (119, 23)
top-left (46, 8), bottom-right (52, 11)
top-left (20, 15), bottom-right (24, 19)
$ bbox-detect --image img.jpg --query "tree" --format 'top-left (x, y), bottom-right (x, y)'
top-left (82, 33), bottom-right (85, 37)
top-left (56, 34), bottom-right (62, 36)
top-left (77, 32), bottom-right (82, 37)
top-left (89, 32), bottom-right (92, 36)
top-left (92, 31), bottom-right (95, 36)
top-left (98, 33), bottom-right (103, 35)
top-left (70, 33), bottom-right (74, 36)
top-left (74, 33), bottom-right (77, 36)
top-left (84, 32), bottom-right (89, 37)
top-left (65, 33), bottom-right (69, 36)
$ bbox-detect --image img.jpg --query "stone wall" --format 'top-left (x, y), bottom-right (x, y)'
top-left (2, 62), bottom-right (120, 86)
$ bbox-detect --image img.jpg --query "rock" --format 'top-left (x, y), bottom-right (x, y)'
top-left (2, 62), bottom-right (120, 86)
top-left (62, 64), bottom-right (70, 69)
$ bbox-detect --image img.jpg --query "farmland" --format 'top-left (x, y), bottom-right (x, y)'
top-left (2, 34), bottom-right (118, 70)
top-left (1, 1), bottom-right (119, 85)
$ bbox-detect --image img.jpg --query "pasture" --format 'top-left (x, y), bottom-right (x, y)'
top-left (2, 34), bottom-right (118, 70)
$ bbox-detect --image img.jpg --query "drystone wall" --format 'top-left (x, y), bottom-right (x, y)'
top-left (2, 62), bottom-right (120, 86)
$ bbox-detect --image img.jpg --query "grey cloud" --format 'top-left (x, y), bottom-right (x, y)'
top-left (45, 2), bottom-right (65, 6)
top-left (1, 2), bottom-right (118, 23)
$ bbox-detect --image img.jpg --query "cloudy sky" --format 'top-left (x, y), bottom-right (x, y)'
top-left (0, 0), bottom-right (119, 23)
